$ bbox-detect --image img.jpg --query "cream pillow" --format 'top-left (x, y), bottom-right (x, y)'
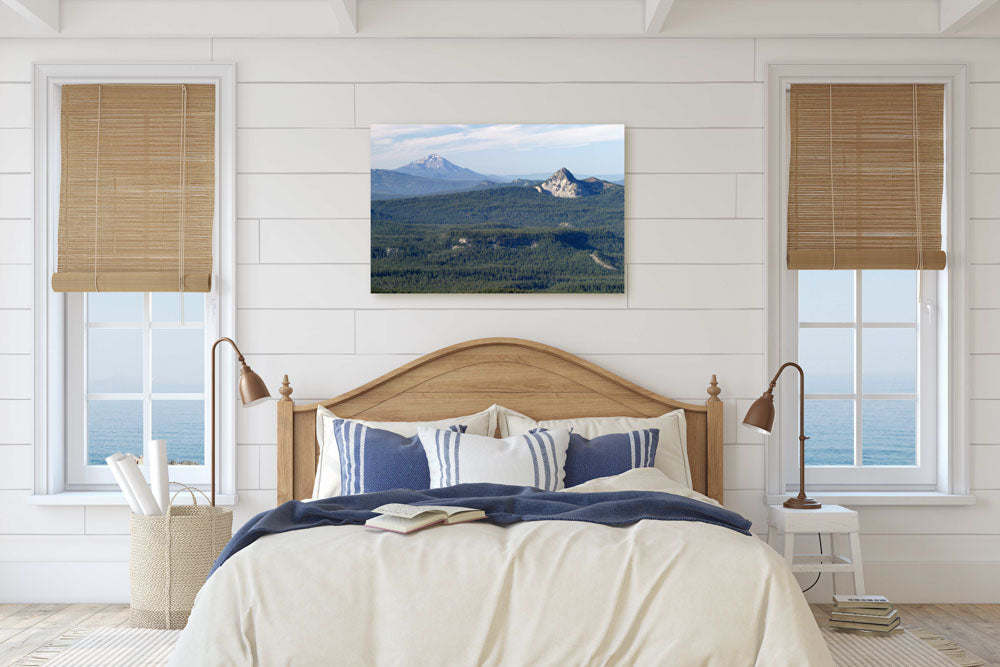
top-left (498, 406), bottom-right (692, 489)
top-left (313, 404), bottom-right (498, 499)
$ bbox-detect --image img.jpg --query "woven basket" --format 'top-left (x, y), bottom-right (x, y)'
top-left (129, 486), bottom-right (232, 629)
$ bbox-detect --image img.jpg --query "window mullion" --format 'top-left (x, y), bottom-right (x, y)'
top-left (854, 270), bottom-right (863, 467)
top-left (142, 292), bottom-right (152, 464)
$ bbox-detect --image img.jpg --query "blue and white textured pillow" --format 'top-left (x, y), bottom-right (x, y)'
top-left (333, 419), bottom-right (465, 496)
top-left (558, 428), bottom-right (660, 487)
top-left (417, 427), bottom-right (571, 491)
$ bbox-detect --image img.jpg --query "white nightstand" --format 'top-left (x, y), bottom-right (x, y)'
top-left (766, 504), bottom-right (865, 595)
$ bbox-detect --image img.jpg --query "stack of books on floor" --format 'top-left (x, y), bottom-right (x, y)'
top-left (829, 595), bottom-right (901, 634)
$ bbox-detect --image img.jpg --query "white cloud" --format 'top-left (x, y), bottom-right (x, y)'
top-left (371, 124), bottom-right (623, 167)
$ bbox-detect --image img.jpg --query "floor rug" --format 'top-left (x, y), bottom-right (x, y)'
top-left (822, 626), bottom-right (987, 667)
top-left (11, 627), bottom-right (181, 667)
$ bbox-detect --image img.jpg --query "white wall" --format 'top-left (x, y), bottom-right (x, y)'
top-left (0, 35), bottom-right (998, 603)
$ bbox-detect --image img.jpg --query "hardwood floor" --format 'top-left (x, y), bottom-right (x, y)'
top-left (0, 603), bottom-right (129, 666)
top-left (812, 603), bottom-right (1000, 666)
top-left (0, 603), bottom-right (996, 665)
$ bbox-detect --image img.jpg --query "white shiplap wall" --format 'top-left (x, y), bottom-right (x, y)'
top-left (0, 35), bottom-right (998, 603)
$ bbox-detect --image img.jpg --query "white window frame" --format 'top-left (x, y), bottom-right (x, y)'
top-left (31, 63), bottom-right (237, 503)
top-left (65, 292), bottom-right (211, 487)
top-left (788, 269), bottom-right (937, 487)
top-left (764, 63), bottom-right (970, 503)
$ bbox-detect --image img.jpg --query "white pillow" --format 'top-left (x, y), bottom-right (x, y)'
top-left (418, 427), bottom-right (571, 491)
top-left (563, 468), bottom-right (721, 508)
top-left (313, 405), bottom-right (498, 499)
top-left (498, 406), bottom-right (692, 489)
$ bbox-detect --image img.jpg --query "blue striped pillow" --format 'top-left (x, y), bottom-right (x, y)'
top-left (558, 428), bottom-right (660, 487)
top-left (333, 419), bottom-right (465, 496)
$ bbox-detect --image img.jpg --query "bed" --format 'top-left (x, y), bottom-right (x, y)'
top-left (172, 338), bottom-right (833, 666)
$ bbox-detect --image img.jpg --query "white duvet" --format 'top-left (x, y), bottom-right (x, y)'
top-left (172, 469), bottom-right (833, 666)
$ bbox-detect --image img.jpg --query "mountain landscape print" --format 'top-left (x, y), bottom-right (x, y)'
top-left (370, 124), bottom-right (625, 293)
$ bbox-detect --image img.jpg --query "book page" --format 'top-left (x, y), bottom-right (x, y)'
top-left (414, 505), bottom-right (480, 517)
top-left (372, 503), bottom-right (443, 519)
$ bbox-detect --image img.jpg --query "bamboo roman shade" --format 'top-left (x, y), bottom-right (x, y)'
top-left (787, 83), bottom-right (946, 270)
top-left (52, 84), bottom-right (216, 292)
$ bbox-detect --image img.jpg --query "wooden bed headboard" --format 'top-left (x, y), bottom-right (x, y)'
top-left (276, 338), bottom-right (723, 504)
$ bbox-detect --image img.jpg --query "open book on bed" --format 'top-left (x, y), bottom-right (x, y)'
top-left (365, 503), bottom-right (486, 534)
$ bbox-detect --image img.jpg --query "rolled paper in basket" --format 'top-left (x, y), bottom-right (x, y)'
top-left (149, 440), bottom-right (170, 516)
top-left (117, 454), bottom-right (162, 516)
top-left (106, 454), bottom-right (142, 514)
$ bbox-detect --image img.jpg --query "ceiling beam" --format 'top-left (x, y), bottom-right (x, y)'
top-left (644, 0), bottom-right (675, 34)
top-left (330, 0), bottom-right (358, 33)
top-left (940, 0), bottom-right (999, 32)
top-left (1, 0), bottom-right (59, 32)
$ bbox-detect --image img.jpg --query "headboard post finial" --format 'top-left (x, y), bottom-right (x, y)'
top-left (707, 374), bottom-right (721, 402)
top-left (279, 374), bottom-right (293, 402)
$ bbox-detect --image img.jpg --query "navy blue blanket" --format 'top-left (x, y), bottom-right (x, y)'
top-left (211, 483), bottom-right (751, 576)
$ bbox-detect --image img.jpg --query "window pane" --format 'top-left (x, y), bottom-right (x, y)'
top-left (862, 271), bottom-right (916, 323)
top-left (152, 400), bottom-right (205, 465)
top-left (804, 399), bottom-right (854, 465)
top-left (153, 292), bottom-right (206, 323)
top-left (152, 293), bottom-right (182, 322)
top-left (88, 329), bottom-right (142, 393)
top-left (862, 329), bottom-right (916, 393)
top-left (183, 293), bottom-right (205, 323)
top-left (799, 271), bottom-right (854, 322)
top-left (151, 330), bottom-right (204, 392)
top-left (799, 328), bottom-right (854, 393)
top-left (862, 399), bottom-right (916, 465)
top-left (87, 399), bottom-right (142, 464)
top-left (87, 293), bottom-right (142, 323)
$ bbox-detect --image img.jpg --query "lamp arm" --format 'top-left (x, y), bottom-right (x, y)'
top-left (209, 337), bottom-right (244, 508)
top-left (212, 336), bottom-right (245, 364)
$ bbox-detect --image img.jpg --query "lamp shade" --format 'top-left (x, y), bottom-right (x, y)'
top-left (238, 364), bottom-right (271, 407)
top-left (742, 392), bottom-right (775, 435)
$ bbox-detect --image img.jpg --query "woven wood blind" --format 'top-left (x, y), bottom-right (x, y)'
top-left (787, 83), bottom-right (946, 270)
top-left (52, 84), bottom-right (216, 292)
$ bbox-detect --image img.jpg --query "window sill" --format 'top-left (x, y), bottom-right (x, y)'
top-left (26, 492), bottom-right (239, 507)
top-left (766, 492), bottom-right (975, 506)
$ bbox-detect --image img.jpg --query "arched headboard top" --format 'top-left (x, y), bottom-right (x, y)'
top-left (277, 338), bottom-right (723, 503)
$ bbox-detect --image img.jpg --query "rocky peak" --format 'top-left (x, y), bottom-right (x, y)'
top-left (536, 167), bottom-right (615, 198)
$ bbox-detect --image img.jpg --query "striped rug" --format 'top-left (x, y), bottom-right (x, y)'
top-left (12, 627), bottom-right (180, 667)
top-left (822, 626), bottom-right (986, 667)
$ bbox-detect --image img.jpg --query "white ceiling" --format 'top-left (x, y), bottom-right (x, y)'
top-left (2, 0), bottom-right (1000, 37)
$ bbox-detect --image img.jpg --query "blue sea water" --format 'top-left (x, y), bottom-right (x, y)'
top-left (88, 400), bottom-right (205, 465)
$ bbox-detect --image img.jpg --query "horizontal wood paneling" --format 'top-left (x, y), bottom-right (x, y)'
top-left (970, 266), bottom-right (1000, 307)
top-left (0, 311), bottom-right (31, 354)
top-left (0, 445), bottom-right (31, 490)
top-left (0, 85), bottom-right (30, 128)
top-left (971, 445), bottom-right (1000, 489)
top-left (0, 130), bottom-right (30, 172)
top-left (0, 37), bottom-right (212, 81)
top-left (0, 222), bottom-right (32, 264)
top-left (584, 353), bottom-right (764, 399)
top-left (355, 83), bottom-right (764, 128)
top-left (971, 310), bottom-right (1000, 353)
top-left (258, 220), bottom-right (369, 264)
top-left (628, 265), bottom-right (763, 309)
top-left (0, 401), bottom-right (31, 444)
top-left (0, 267), bottom-right (32, 309)
top-left (237, 84), bottom-right (355, 129)
top-left (0, 175), bottom-right (31, 218)
top-left (236, 174), bottom-right (370, 218)
top-left (971, 400), bottom-right (1000, 443)
top-left (237, 129), bottom-right (369, 173)
top-left (353, 309), bottom-right (763, 355)
top-left (627, 219), bottom-right (763, 264)
top-left (970, 220), bottom-right (1000, 263)
top-left (626, 174), bottom-right (736, 218)
top-left (216, 38), bottom-right (756, 84)
top-left (238, 309), bottom-right (355, 354)
top-left (0, 357), bottom-right (31, 399)
top-left (626, 129), bottom-right (763, 173)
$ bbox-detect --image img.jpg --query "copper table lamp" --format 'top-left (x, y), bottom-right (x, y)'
top-left (210, 337), bottom-right (271, 506)
top-left (743, 362), bottom-right (821, 510)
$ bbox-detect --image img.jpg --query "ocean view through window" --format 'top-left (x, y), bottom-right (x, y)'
top-left (798, 270), bottom-right (920, 467)
top-left (86, 292), bottom-right (207, 466)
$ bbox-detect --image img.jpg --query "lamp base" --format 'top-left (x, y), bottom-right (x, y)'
top-left (783, 496), bottom-right (822, 510)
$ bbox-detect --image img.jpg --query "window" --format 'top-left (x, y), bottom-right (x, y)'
top-left (65, 292), bottom-right (211, 487)
top-left (32, 63), bottom-right (236, 500)
top-left (791, 269), bottom-right (937, 486)
top-left (765, 64), bottom-right (969, 499)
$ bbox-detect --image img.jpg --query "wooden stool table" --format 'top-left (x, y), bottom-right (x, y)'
top-left (766, 504), bottom-right (865, 595)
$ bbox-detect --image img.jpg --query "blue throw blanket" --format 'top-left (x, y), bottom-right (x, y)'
top-left (211, 483), bottom-right (751, 576)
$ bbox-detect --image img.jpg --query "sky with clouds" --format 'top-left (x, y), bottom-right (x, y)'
top-left (370, 124), bottom-right (624, 177)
